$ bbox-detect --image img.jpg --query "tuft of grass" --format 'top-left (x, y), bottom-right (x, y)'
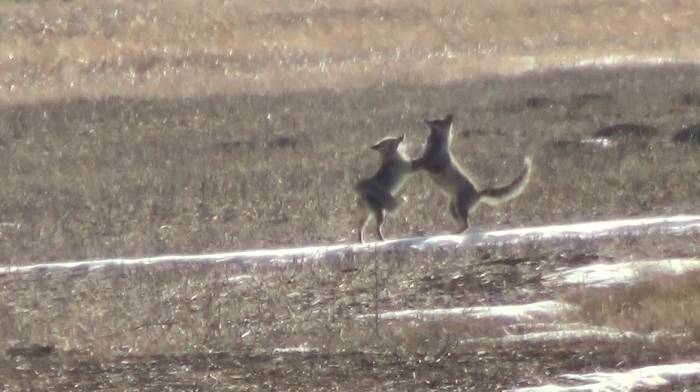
top-left (565, 270), bottom-right (700, 339)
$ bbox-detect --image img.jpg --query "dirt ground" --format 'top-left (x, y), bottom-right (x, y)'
top-left (2, 1), bottom-right (700, 390)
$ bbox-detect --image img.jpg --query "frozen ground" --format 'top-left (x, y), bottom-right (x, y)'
top-left (3, 214), bottom-right (700, 391)
top-left (358, 300), bottom-right (574, 323)
top-left (545, 258), bottom-right (700, 288)
top-left (510, 362), bottom-right (700, 392)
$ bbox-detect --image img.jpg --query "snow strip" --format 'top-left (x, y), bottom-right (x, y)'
top-left (272, 345), bottom-right (318, 354)
top-left (2, 214), bottom-right (700, 277)
top-left (357, 300), bottom-right (575, 323)
top-left (462, 328), bottom-right (684, 346)
top-left (509, 362), bottom-right (700, 392)
top-left (571, 55), bottom-right (682, 69)
top-left (227, 274), bottom-right (254, 283)
top-left (545, 258), bottom-right (700, 288)
top-left (407, 214), bottom-right (700, 250)
top-left (579, 137), bottom-right (614, 148)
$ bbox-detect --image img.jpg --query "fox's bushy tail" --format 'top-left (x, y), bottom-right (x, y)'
top-left (478, 157), bottom-right (532, 206)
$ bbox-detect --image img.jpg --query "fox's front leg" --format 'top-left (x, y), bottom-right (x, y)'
top-left (410, 158), bottom-right (426, 171)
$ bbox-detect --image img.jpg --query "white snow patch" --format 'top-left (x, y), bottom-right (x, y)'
top-left (358, 300), bottom-right (575, 323)
top-left (545, 258), bottom-right (700, 288)
top-left (509, 362), bottom-right (700, 392)
top-left (463, 327), bottom-right (683, 346)
top-left (579, 137), bottom-right (614, 148)
top-left (2, 214), bottom-right (699, 277)
top-left (573, 55), bottom-right (679, 68)
top-left (480, 214), bottom-right (700, 242)
top-left (497, 54), bottom-right (699, 80)
top-left (227, 274), bottom-right (254, 283)
top-left (410, 214), bottom-right (700, 251)
top-left (272, 345), bottom-right (318, 354)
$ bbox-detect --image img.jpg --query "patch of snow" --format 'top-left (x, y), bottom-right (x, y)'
top-left (545, 258), bottom-right (700, 288)
top-left (2, 214), bottom-right (699, 277)
top-left (358, 300), bottom-right (576, 323)
top-left (410, 214), bottom-right (700, 251)
top-left (481, 214), bottom-right (700, 243)
top-left (573, 55), bottom-right (679, 68)
top-left (498, 54), bottom-right (699, 80)
top-left (579, 137), bottom-right (614, 148)
top-left (509, 362), bottom-right (700, 392)
top-left (227, 274), bottom-right (254, 283)
top-left (463, 328), bottom-right (684, 346)
top-left (272, 345), bottom-right (318, 354)
top-left (576, 55), bottom-right (678, 67)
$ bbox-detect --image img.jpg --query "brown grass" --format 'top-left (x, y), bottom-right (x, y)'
top-left (565, 269), bottom-right (700, 339)
top-left (3, 244), bottom-right (700, 389)
top-left (3, 64), bottom-right (700, 266)
top-left (2, 0), bottom-right (700, 389)
top-left (1, 0), bottom-right (699, 102)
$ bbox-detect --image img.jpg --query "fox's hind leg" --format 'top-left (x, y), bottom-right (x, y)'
top-left (370, 204), bottom-right (386, 241)
top-left (357, 211), bottom-right (370, 243)
top-left (448, 199), bottom-right (460, 221)
top-left (447, 198), bottom-right (469, 234)
top-left (454, 210), bottom-right (469, 234)
top-left (453, 192), bottom-right (477, 234)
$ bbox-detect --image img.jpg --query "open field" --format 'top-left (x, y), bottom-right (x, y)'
top-left (1, 0), bottom-right (700, 266)
top-left (3, 64), bottom-right (700, 266)
top-left (1, 0), bottom-right (699, 103)
top-left (2, 0), bottom-right (700, 390)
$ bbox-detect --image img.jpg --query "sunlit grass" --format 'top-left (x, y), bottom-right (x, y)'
top-left (0, 0), bottom-right (698, 102)
top-left (565, 269), bottom-right (700, 340)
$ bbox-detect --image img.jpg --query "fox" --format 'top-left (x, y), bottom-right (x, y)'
top-left (355, 134), bottom-right (414, 243)
top-left (411, 114), bottom-right (532, 233)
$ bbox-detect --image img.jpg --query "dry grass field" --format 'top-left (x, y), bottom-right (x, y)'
top-left (3, 64), bottom-right (700, 266)
top-left (2, 0), bottom-right (700, 390)
top-left (1, 0), bottom-right (698, 103)
top-left (2, 235), bottom-right (700, 390)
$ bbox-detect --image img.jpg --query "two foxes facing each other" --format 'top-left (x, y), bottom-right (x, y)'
top-left (355, 114), bottom-right (532, 243)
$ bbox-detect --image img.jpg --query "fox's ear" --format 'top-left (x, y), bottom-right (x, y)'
top-left (445, 114), bottom-right (453, 123)
top-left (397, 134), bottom-right (405, 143)
top-left (370, 142), bottom-right (382, 151)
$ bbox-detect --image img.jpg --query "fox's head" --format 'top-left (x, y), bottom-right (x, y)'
top-left (424, 114), bottom-right (453, 146)
top-left (371, 134), bottom-right (405, 157)
top-left (425, 114), bottom-right (453, 136)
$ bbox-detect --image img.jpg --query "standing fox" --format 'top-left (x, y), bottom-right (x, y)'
top-left (355, 135), bottom-right (414, 243)
top-left (412, 114), bottom-right (532, 233)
